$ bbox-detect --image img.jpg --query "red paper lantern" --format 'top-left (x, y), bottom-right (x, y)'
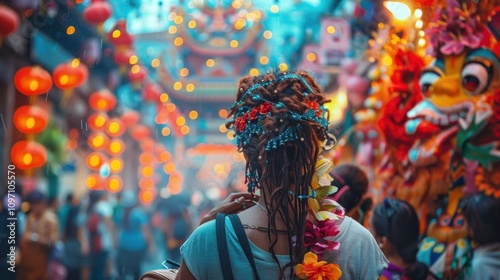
top-left (53, 60), bottom-right (89, 90)
top-left (139, 189), bottom-right (156, 205)
top-left (87, 131), bottom-right (109, 150)
top-left (128, 65), bottom-right (147, 86)
top-left (114, 48), bottom-right (135, 66)
top-left (154, 144), bottom-right (165, 155)
top-left (105, 118), bottom-right (125, 137)
top-left (87, 112), bottom-right (109, 131)
top-left (14, 66), bottom-right (53, 96)
top-left (83, 1), bottom-right (112, 25)
top-left (139, 153), bottom-right (155, 165)
top-left (106, 175), bottom-right (123, 193)
top-left (139, 178), bottom-right (155, 189)
top-left (86, 173), bottom-right (104, 190)
top-left (140, 138), bottom-right (155, 151)
top-left (0, 6), bottom-right (19, 40)
top-left (107, 138), bottom-right (125, 156)
top-left (121, 110), bottom-right (140, 127)
top-left (131, 125), bottom-right (150, 141)
top-left (109, 157), bottom-right (124, 173)
top-left (89, 89), bottom-right (117, 112)
top-left (86, 152), bottom-right (107, 171)
top-left (143, 82), bottom-right (162, 102)
top-left (107, 19), bottom-right (134, 47)
top-left (13, 105), bottom-right (49, 134)
top-left (157, 151), bottom-right (172, 163)
top-left (11, 140), bottom-right (47, 170)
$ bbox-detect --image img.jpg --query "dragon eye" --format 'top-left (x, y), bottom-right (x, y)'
top-left (461, 62), bottom-right (491, 95)
top-left (419, 71), bottom-right (440, 95)
top-left (454, 215), bottom-right (465, 229)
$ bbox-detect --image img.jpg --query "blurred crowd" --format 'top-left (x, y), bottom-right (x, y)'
top-left (0, 188), bottom-right (202, 280)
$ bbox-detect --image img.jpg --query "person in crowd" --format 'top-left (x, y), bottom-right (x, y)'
top-left (176, 70), bottom-right (387, 279)
top-left (369, 198), bottom-right (435, 280)
top-left (58, 193), bottom-right (74, 235)
top-left (62, 195), bottom-right (87, 280)
top-left (18, 190), bottom-right (59, 280)
top-left (164, 203), bottom-right (192, 264)
top-left (82, 190), bottom-right (115, 280)
top-left (329, 164), bottom-right (372, 225)
top-left (463, 193), bottom-right (500, 279)
top-left (116, 190), bottom-right (153, 279)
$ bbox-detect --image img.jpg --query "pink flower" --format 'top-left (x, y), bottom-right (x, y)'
top-left (303, 220), bottom-right (340, 255)
top-left (425, 0), bottom-right (483, 56)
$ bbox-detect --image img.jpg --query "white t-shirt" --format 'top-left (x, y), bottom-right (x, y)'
top-left (94, 200), bottom-right (113, 251)
top-left (324, 216), bottom-right (389, 280)
top-left (180, 216), bottom-right (388, 279)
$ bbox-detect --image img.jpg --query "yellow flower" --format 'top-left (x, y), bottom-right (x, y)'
top-left (311, 156), bottom-right (334, 190)
top-left (295, 252), bottom-right (342, 280)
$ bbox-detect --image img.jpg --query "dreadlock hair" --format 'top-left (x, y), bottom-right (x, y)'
top-left (226, 70), bottom-right (332, 278)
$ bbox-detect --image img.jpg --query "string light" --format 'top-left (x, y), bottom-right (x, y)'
top-left (189, 110), bottom-right (198, 120)
top-left (306, 53), bottom-right (316, 62)
top-left (249, 68), bottom-right (259, 76)
top-left (67, 26), bottom-right (75, 35)
top-left (174, 37), bottom-right (184, 46)
top-left (112, 30), bottom-right (121, 38)
top-left (206, 59), bottom-right (215, 67)
top-left (151, 58), bottom-right (160, 68)
top-left (129, 55), bottom-right (138, 65)
top-left (188, 20), bottom-right (197, 29)
top-left (168, 26), bottom-right (177, 34)
top-left (186, 83), bottom-right (195, 92)
top-left (160, 93), bottom-right (169, 103)
top-left (180, 68), bottom-right (189, 77)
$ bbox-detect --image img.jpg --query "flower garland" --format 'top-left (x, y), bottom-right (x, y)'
top-left (294, 156), bottom-right (344, 280)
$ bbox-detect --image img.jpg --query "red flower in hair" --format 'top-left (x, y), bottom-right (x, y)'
top-left (307, 101), bottom-right (322, 117)
top-left (250, 108), bottom-right (259, 120)
top-left (235, 117), bottom-right (247, 132)
top-left (259, 102), bottom-right (272, 115)
top-left (307, 101), bottom-right (320, 110)
top-left (243, 112), bottom-right (250, 120)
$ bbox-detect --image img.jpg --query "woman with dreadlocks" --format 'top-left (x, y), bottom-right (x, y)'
top-left (175, 70), bottom-right (387, 280)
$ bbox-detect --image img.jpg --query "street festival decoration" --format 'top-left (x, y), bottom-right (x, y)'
top-left (331, 0), bottom-right (500, 278)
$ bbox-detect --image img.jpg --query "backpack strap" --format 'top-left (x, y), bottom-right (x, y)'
top-left (216, 213), bottom-right (234, 280)
top-left (228, 214), bottom-right (261, 280)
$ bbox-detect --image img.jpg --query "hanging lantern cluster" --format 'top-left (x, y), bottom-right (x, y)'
top-left (85, 86), bottom-right (125, 193)
top-left (156, 99), bottom-right (189, 138)
top-left (135, 125), bottom-right (159, 205)
top-left (11, 66), bottom-right (53, 171)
